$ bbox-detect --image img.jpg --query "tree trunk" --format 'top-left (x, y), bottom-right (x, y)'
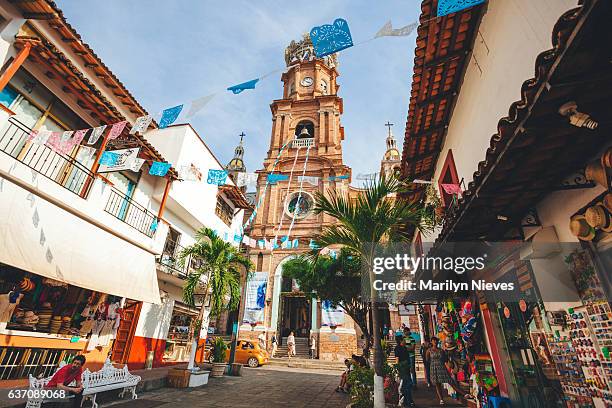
top-left (187, 273), bottom-right (212, 370)
top-left (371, 301), bottom-right (385, 408)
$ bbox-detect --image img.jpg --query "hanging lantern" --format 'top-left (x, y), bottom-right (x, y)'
top-left (503, 306), bottom-right (511, 319)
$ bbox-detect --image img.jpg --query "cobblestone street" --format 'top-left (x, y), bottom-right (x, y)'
top-left (114, 366), bottom-right (349, 408)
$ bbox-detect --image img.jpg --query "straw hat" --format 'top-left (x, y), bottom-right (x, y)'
top-left (585, 204), bottom-right (612, 233)
top-left (570, 215), bottom-right (596, 241)
top-left (585, 160), bottom-right (608, 188)
top-left (603, 193), bottom-right (612, 214)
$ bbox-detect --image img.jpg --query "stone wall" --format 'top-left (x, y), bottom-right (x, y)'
top-left (318, 331), bottom-right (359, 362)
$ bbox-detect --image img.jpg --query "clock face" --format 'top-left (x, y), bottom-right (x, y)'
top-left (300, 77), bottom-right (314, 87)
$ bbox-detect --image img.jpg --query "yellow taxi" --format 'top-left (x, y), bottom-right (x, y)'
top-left (231, 339), bottom-right (269, 367)
top-left (206, 339), bottom-right (269, 368)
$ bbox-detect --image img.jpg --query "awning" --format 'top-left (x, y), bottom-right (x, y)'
top-left (0, 175), bottom-right (161, 304)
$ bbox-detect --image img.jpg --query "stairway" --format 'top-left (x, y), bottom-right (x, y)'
top-left (274, 337), bottom-right (310, 359)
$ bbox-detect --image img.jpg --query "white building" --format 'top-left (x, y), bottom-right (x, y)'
top-left (0, 0), bottom-right (247, 377)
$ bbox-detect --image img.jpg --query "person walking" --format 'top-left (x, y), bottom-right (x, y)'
top-left (394, 335), bottom-right (415, 407)
top-left (309, 334), bottom-right (317, 359)
top-left (426, 337), bottom-right (467, 405)
top-left (257, 331), bottom-right (266, 350)
top-left (421, 335), bottom-right (432, 387)
top-left (403, 327), bottom-right (417, 388)
top-left (287, 331), bottom-right (296, 358)
top-left (270, 334), bottom-right (278, 358)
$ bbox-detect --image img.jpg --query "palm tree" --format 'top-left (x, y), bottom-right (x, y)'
top-left (179, 227), bottom-right (253, 370)
top-left (313, 175), bottom-right (435, 408)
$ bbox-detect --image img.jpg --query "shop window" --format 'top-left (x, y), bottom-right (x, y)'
top-left (438, 150), bottom-right (461, 207)
top-left (215, 195), bottom-right (234, 226)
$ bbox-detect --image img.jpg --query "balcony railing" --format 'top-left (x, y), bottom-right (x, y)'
top-left (104, 188), bottom-right (157, 237)
top-left (157, 242), bottom-right (192, 279)
top-left (292, 138), bottom-right (315, 148)
top-left (0, 117), bottom-right (95, 198)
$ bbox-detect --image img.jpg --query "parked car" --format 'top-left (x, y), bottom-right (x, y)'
top-left (205, 339), bottom-right (269, 368)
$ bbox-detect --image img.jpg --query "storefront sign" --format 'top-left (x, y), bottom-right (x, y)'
top-left (321, 300), bottom-right (344, 327)
top-left (97, 148), bottom-right (141, 173)
top-left (242, 272), bottom-right (267, 324)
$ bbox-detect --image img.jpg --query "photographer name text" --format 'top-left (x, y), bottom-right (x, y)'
top-left (373, 279), bottom-right (514, 292)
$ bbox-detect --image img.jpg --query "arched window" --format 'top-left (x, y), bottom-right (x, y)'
top-left (257, 252), bottom-right (263, 271)
top-left (295, 120), bottom-right (315, 139)
top-left (288, 82), bottom-right (295, 95)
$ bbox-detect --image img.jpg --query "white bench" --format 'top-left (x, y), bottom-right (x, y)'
top-left (26, 359), bottom-right (141, 408)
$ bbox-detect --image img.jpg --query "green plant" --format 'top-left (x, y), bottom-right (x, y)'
top-left (347, 365), bottom-right (374, 408)
top-left (211, 337), bottom-right (228, 363)
top-left (312, 175), bottom-right (437, 406)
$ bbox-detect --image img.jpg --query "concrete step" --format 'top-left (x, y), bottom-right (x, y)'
top-left (268, 357), bottom-right (345, 371)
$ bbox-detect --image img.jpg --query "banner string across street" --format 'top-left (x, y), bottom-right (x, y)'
top-left (16, 0), bottom-right (485, 248)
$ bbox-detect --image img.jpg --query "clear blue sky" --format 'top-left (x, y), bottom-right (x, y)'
top-left (59, 1), bottom-right (421, 184)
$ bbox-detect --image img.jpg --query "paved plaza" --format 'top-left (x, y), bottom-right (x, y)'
top-left (117, 366), bottom-right (349, 408)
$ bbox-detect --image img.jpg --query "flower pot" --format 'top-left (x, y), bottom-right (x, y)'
top-left (210, 362), bottom-right (227, 377)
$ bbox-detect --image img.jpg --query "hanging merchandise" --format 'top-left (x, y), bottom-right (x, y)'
top-left (310, 18), bottom-right (354, 58)
top-left (87, 125), bottom-right (107, 145)
top-left (437, 0), bottom-right (485, 17)
top-left (159, 105), bottom-right (184, 129)
top-left (149, 161), bottom-right (172, 177)
top-left (129, 115), bottom-right (153, 135)
top-left (107, 121), bottom-right (128, 140)
top-left (227, 78), bottom-right (260, 95)
top-left (185, 94), bottom-right (215, 119)
top-left (207, 169), bottom-right (228, 185)
top-left (99, 151), bottom-right (120, 166)
top-left (375, 21), bottom-right (417, 38)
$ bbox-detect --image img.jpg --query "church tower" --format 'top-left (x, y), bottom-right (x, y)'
top-left (380, 122), bottom-right (401, 178)
top-left (226, 132), bottom-right (247, 191)
top-left (240, 34), bottom-right (360, 361)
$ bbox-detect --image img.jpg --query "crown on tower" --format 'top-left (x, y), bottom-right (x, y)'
top-left (284, 33), bottom-right (338, 68)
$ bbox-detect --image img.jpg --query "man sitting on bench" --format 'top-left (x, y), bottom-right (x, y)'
top-left (45, 355), bottom-right (86, 407)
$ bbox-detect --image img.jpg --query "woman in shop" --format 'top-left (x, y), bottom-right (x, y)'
top-left (426, 337), bottom-right (468, 405)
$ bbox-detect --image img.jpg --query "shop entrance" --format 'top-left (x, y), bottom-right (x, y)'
top-left (279, 295), bottom-right (310, 338)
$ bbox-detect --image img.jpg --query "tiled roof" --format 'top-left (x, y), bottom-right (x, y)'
top-left (401, 0), bottom-right (484, 202)
top-left (439, 0), bottom-right (610, 241)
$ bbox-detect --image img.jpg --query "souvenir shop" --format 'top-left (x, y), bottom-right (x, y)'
top-left (0, 263), bottom-right (123, 380)
top-left (429, 296), bottom-right (498, 408)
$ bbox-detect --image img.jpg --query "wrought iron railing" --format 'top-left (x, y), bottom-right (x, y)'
top-left (0, 117), bottom-right (96, 198)
top-left (157, 241), bottom-right (190, 278)
top-left (292, 137), bottom-right (315, 148)
top-left (104, 188), bottom-right (157, 237)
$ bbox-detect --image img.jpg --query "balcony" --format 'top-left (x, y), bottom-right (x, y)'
top-left (292, 138), bottom-right (315, 148)
top-left (0, 117), bottom-right (95, 198)
top-left (156, 242), bottom-right (194, 279)
top-left (104, 188), bottom-right (158, 237)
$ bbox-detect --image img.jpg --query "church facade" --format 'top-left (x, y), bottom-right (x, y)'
top-left (237, 35), bottom-right (363, 361)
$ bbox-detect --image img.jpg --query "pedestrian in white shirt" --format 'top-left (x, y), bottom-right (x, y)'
top-left (287, 331), bottom-right (296, 358)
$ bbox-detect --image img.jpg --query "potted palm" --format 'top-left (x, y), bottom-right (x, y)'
top-left (210, 337), bottom-right (228, 377)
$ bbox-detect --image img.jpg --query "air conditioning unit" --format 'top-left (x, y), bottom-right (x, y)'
top-left (520, 226), bottom-right (561, 260)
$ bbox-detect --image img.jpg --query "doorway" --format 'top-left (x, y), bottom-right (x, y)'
top-left (279, 295), bottom-right (310, 338)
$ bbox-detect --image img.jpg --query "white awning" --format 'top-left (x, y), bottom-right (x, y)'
top-left (0, 176), bottom-right (160, 304)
